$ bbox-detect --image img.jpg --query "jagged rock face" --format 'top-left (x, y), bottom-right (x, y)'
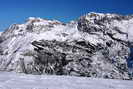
top-left (0, 13), bottom-right (133, 79)
top-left (31, 40), bottom-right (129, 79)
top-left (31, 40), bottom-right (95, 76)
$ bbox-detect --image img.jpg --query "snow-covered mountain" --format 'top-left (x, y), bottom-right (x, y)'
top-left (0, 12), bottom-right (133, 80)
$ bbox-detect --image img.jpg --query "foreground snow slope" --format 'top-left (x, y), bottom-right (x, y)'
top-left (0, 72), bottom-right (132, 89)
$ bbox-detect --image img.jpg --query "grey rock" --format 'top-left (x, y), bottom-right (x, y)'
top-left (0, 13), bottom-right (133, 80)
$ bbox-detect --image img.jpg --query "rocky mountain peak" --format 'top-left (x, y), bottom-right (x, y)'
top-left (82, 12), bottom-right (132, 22)
top-left (26, 17), bottom-right (63, 26)
top-left (0, 13), bottom-right (133, 80)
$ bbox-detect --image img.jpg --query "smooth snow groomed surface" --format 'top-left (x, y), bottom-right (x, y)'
top-left (0, 72), bottom-right (132, 89)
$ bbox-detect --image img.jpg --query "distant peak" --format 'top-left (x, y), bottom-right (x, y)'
top-left (26, 17), bottom-right (63, 25)
top-left (78, 12), bottom-right (133, 23)
top-left (85, 12), bottom-right (118, 18)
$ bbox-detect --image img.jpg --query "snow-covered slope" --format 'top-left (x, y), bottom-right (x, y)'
top-left (0, 32), bottom-right (2, 36)
top-left (0, 13), bottom-right (133, 80)
top-left (0, 72), bottom-right (132, 89)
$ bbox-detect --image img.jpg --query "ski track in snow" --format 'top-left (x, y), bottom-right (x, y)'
top-left (0, 72), bottom-right (132, 89)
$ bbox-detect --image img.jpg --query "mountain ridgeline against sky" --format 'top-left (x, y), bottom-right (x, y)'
top-left (0, 12), bottom-right (133, 80)
top-left (0, 0), bottom-right (132, 31)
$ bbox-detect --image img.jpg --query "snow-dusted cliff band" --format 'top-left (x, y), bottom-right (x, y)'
top-left (0, 12), bottom-right (133, 80)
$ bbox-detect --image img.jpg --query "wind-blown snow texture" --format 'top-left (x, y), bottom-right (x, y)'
top-left (0, 72), bottom-right (133, 89)
top-left (0, 12), bottom-right (133, 80)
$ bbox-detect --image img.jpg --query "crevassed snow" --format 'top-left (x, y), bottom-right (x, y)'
top-left (0, 72), bottom-right (132, 89)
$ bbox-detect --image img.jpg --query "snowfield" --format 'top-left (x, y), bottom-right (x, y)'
top-left (0, 72), bottom-right (132, 89)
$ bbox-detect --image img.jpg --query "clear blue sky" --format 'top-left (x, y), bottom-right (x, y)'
top-left (0, 0), bottom-right (132, 31)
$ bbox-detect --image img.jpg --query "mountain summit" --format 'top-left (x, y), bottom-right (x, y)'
top-left (0, 12), bottom-right (133, 80)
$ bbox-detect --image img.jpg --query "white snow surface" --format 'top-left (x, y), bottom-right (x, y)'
top-left (0, 32), bottom-right (2, 36)
top-left (0, 72), bottom-right (132, 89)
top-left (111, 18), bottom-right (133, 41)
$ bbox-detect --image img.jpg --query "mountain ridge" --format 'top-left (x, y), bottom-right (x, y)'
top-left (0, 12), bottom-right (133, 80)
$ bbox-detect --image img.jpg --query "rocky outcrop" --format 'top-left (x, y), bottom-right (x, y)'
top-left (0, 13), bottom-right (133, 79)
top-left (30, 38), bottom-right (130, 79)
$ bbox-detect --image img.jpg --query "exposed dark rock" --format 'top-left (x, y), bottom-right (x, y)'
top-left (0, 13), bottom-right (133, 80)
